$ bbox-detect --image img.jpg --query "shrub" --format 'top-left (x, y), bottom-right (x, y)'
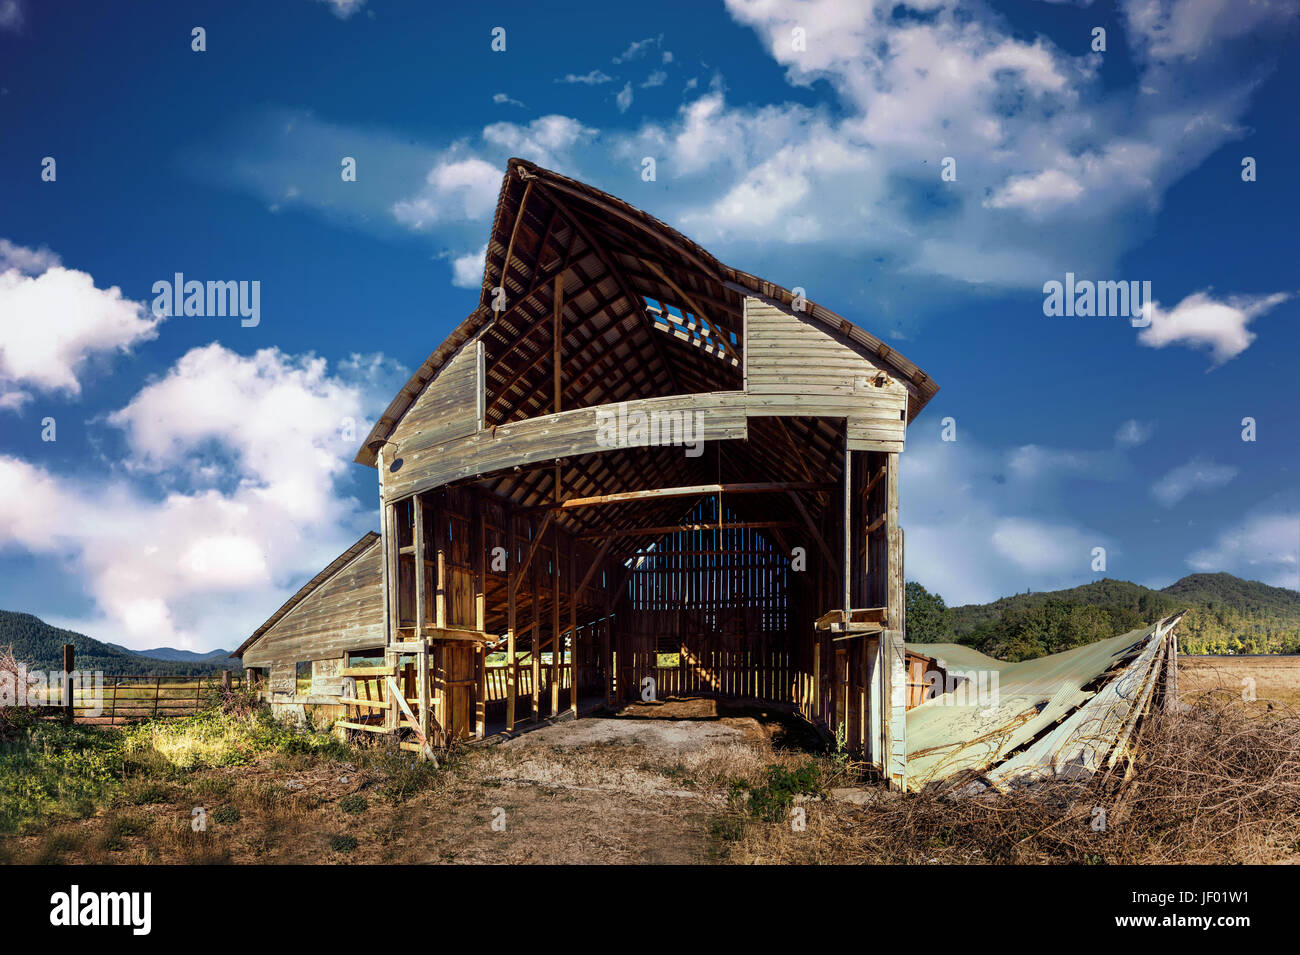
top-left (329, 833), bottom-right (358, 853)
top-left (339, 794), bottom-right (368, 815)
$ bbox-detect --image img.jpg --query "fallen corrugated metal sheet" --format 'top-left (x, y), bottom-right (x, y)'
top-left (905, 613), bottom-right (1182, 792)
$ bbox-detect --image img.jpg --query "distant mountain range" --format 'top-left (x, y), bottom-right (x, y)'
top-left (925, 573), bottom-right (1300, 660)
top-left (0, 611), bottom-right (241, 674)
top-left (105, 643), bottom-right (236, 665)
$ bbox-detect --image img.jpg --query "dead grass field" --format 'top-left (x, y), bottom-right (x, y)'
top-left (1178, 654), bottom-right (1300, 709)
top-left (6, 657), bottom-right (1300, 865)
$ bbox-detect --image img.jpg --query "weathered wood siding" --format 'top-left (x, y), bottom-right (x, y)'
top-left (243, 539), bottom-right (385, 676)
top-left (744, 296), bottom-right (908, 452)
top-left (387, 339), bottom-right (482, 457)
top-left (383, 392), bottom-right (750, 502)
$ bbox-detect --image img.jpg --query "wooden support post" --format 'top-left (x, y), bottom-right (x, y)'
top-left (414, 495), bottom-right (427, 641)
top-left (883, 452), bottom-right (906, 789)
top-left (506, 510), bottom-right (517, 732)
top-left (62, 643), bottom-right (74, 724)
top-left (531, 544), bottom-right (541, 721)
top-left (553, 271), bottom-right (564, 414)
top-left (417, 644), bottom-right (431, 746)
top-left (842, 427), bottom-right (852, 614)
top-left (435, 513), bottom-right (447, 632)
top-left (475, 489), bottom-right (487, 739)
top-left (570, 544), bottom-right (579, 718)
top-left (413, 495), bottom-right (431, 743)
top-left (551, 523), bottom-right (561, 716)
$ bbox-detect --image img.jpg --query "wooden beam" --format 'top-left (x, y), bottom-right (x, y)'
top-left (511, 511), bottom-right (556, 596)
top-left (527, 481), bottom-right (834, 512)
top-left (787, 490), bottom-right (841, 579)
top-left (527, 178), bottom-right (680, 393)
top-left (387, 677), bottom-right (438, 764)
top-left (578, 520), bottom-right (795, 541)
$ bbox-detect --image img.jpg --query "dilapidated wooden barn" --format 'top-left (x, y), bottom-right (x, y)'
top-left (236, 158), bottom-right (941, 787)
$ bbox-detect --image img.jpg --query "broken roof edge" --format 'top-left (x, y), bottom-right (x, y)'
top-left (354, 158), bottom-right (939, 469)
top-left (905, 612), bottom-right (1185, 793)
top-left (232, 531), bottom-right (381, 659)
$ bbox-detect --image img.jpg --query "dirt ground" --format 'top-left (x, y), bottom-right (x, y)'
top-left (4, 699), bottom-right (842, 865)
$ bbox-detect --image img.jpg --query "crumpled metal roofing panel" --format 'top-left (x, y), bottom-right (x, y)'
top-left (905, 615), bottom-right (1181, 792)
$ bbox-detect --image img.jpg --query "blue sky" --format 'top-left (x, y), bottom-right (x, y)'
top-left (0, 0), bottom-right (1297, 651)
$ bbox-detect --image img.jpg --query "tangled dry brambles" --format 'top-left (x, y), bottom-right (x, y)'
top-left (726, 695), bottom-right (1300, 865)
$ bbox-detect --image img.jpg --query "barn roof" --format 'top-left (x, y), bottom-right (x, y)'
top-left (905, 613), bottom-right (1183, 792)
top-left (355, 158), bottom-right (939, 470)
top-left (232, 531), bottom-right (380, 659)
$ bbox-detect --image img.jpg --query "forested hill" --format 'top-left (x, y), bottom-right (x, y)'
top-left (0, 611), bottom-right (237, 674)
top-left (905, 574), bottom-right (1300, 661)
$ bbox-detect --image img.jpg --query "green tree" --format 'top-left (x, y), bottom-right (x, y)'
top-left (906, 581), bottom-right (952, 642)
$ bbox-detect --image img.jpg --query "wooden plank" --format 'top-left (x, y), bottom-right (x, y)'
top-left (531, 481), bottom-right (834, 511)
top-left (337, 720), bottom-right (388, 734)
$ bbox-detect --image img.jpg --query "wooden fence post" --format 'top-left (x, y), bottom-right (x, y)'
top-left (62, 643), bottom-right (74, 724)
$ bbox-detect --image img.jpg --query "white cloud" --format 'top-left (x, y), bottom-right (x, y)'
top-left (985, 168), bottom-right (1085, 215)
top-left (613, 35), bottom-right (662, 64)
top-left (0, 344), bottom-right (407, 650)
top-left (556, 70), bottom-right (613, 85)
top-left (316, 0), bottom-right (365, 19)
top-left (0, 0), bottom-right (20, 32)
top-left (1005, 444), bottom-right (1123, 482)
top-left (0, 244), bottom-right (161, 410)
top-left (1124, 0), bottom-right (1299, 62)
top-left (481, 115), bottom-right (597, 165)
top-left (0, 238), bottom-right (59, 273)
top-left (900, 434), bottom-right (1114, 604)
top-left (1115, 419), bottom-right (1156, 448)
top-left (641, 71), bottom-right (667, 89)
top-left (448, 244), bottom-right (487, 289)
top-left (1151, 456), bottom-right (1237, 506)
top-left (493, 92), bottom-right (527, 109)
top-left (992, 517), bottom-right (1101, 575)
top-left (1188, 510), bottom-right (1299, 590)
top-left (1137, 290), bottom-right (1290, 367)
top-left (391, 156), bottom-right (502, 230)
top-left (210, 0), bottom-right (1296, 297)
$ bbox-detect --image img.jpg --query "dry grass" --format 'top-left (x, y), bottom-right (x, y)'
top-left (6, 678), bottom-right (1300, 865)
top-left (719, 697), bottom-right (1300, 865)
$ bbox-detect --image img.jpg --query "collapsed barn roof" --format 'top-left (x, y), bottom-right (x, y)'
top-left (906, 613), bottom-right (1184, 793)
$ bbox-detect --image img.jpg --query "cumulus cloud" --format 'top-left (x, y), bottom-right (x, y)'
top-left (447, 244), bottom-right (487, 289)
top-left (1151, 456), bottom-right (1238, 507)
top-left (391, 156), bottom-right (502, 230)
top-left (1188, 510), bottom-right (1300, 590)
top-left (900, 434), bottom-right (1115, 604)
top-left (0, 345), bottom-right (407, 650)
top-left (1137, 290), bottom-right (1290, 367)
top-left (0, 242), bottom-right (161, 411)
top-left (208, 0), bottom-right (1297, 301)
